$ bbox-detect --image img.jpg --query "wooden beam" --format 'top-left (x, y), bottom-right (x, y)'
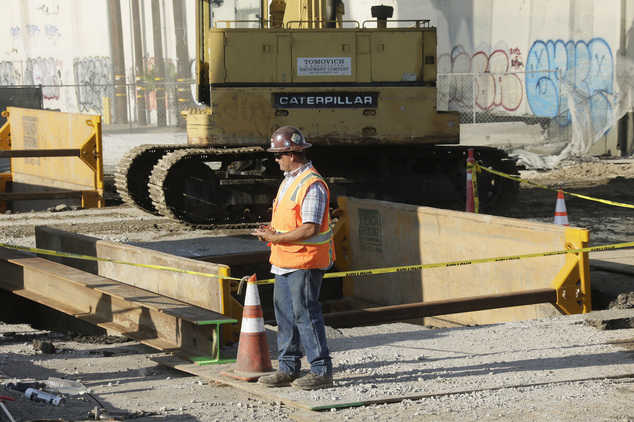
top-left (0, 246), bottom-right (236, 365)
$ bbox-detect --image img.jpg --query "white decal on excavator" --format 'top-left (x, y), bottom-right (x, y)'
top-left (297, 57), bottom-right (352, 76)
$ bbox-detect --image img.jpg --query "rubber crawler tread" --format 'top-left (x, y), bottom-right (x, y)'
top-left (119, 144), bottom-right (518, 227)
top-left (114, 144), bottom-right (189, 214)
top-left (148, 146), bottom-right (270, 226)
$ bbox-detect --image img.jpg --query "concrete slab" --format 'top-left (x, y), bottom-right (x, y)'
top-left (153, 311), bottom-right (634, 412)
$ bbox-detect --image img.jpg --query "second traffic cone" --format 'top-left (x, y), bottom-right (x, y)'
top-left (554, 190), bottom-right (569, 226)
top-left (221, 274), bottom-right (274, 381)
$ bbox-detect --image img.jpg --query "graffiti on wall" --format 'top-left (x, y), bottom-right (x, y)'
top-left (24, 57), bottom-right (62, 100)
top-left (9, 23), bottom-right (61, 44)
top-left (10, 26), bottom-right (21, 40)
top-left (44, 24), bottom-right (62, 44)
top-left (439, 44), bottom-right (525, 113)
top-left (73, 57), bottom-right (112, 112)
top-left (510, 47), bottom-right (524, 70)
top-left (26, 24), bottom-right (40, 38)
top-left (0, 62), bottom-right (16, 85)
top-left (525, 38), bottom-right (614, 130)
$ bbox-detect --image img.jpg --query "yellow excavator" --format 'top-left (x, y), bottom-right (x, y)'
top-left (115, 0), bottom-right (518, 226)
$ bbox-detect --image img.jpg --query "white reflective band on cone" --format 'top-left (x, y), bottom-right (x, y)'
top-left (240, 317), bottom-right (265, 334)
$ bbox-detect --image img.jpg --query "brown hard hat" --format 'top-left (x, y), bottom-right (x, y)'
top-left (267, 126), bottom-right (312, 152)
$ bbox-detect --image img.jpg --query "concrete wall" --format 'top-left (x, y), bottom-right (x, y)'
top-left (2, 0), bottom-right (111, 113)
top-left (433, 0), bottom-right (634, 156)
top-left (351, 0), bottom-right (634, 156)
top-left (0, 0), bottom-right (198, 123)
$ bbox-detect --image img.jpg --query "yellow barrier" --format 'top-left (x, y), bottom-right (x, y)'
top-left (331, 196), bottom-right (594, 326)
top-left (0, 107), bottom-right (104, 212)
top-left (1, 193), bottom-right (631, 327)
top-left (0, 214), bottom-right (632, 327)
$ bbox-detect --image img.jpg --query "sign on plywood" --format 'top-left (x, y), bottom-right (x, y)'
top-left (358, 208), bottom-right (382, 253)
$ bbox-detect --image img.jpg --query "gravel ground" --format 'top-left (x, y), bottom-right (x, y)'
top-left (1, 314), bottom-right (634, 421)
top-left (0, 158), bottom-right (633, 421)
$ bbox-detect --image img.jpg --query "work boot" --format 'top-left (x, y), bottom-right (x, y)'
top-left (291, 372), bottom-right (333, 390)
top-left (257, 371), bottom-right (299, 388)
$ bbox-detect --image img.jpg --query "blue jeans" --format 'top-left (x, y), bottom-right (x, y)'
top-left (273, 269), bottom-right (332, 377)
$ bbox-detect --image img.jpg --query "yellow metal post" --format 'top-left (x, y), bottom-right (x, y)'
top-left (80, 191), bottom-right (103, 209)
top-left (549, 227), bottom-right (592, 314)
top-left (0, 118), bottom-right (10, 151)
top-left (333, 196), bottom-right (353, 297)
top-left (218, 265), bottom-right (242, 344)
top-left (102, 97), bottom-right (112, 125)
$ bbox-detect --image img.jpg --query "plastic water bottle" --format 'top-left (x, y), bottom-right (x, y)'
top-left (46, 377), bottom-right (88, 395)
top-left (24, 388), bottom-right (66, 406)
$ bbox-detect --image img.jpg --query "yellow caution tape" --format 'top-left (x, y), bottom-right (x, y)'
top-left (473, 163), bottom-right (634, 209)
top-left (0, 242), bottom-right (243, 282)
top-left (2, 240), bottom-right (633, 288)
top-left (254, 241), bottom-right (634, 285)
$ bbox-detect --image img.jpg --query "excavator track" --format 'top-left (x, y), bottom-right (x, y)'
top-left (116, 143), bottom-right (519, 227)
top-left (114, 144), bottom-right (189, 215)
top-left (148, 146), bottom-right (279, 227)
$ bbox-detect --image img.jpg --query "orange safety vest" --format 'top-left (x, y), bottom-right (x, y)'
top-left (269, 167), bottom-right (335, 269)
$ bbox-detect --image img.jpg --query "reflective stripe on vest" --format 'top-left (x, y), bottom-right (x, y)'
top-left (275, 226), bottom-right (333, 245)
top-left (270, 167), bottom-right (335, 269)
top-left (289, 172), bottom-right (322, 202)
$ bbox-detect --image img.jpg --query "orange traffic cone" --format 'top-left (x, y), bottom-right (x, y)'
top-left (554, 190), bottom-right (569, 226)
top-left (221, 274), bottom-right (274, 381)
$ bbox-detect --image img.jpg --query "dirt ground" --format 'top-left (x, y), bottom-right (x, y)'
top-left (0, 157), bottom-right (633, 421)
top-left (501, 158), bottom-right (634, 246)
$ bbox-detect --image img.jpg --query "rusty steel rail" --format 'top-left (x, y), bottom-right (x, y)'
top-left (0, 149), bottom-right (81, 158)
top-left (0, 245), bottom-right (236, 365)
top-left (0, 190), bottom-right (84, 201)
top-left (323, 288), bottom-right (558, 328)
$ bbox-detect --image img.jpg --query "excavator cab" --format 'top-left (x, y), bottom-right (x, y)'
top-left (192, 0), bottom-right (459, 146)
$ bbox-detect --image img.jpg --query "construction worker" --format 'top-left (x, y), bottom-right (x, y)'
top-left (251, 126), bottom-right (335, 390)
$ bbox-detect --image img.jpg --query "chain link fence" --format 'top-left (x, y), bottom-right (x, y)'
top-left (437, 70), bottom-right (561, 127)
top-left (13, 71), bottom-right (562, 130)
top-left (1, 80), bottom-right (198, 129)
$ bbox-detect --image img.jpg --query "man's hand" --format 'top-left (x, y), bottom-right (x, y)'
top-left (251, 223), bottom-right (319, 244)
top-left (251, 225), bottom-right (275, 242)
